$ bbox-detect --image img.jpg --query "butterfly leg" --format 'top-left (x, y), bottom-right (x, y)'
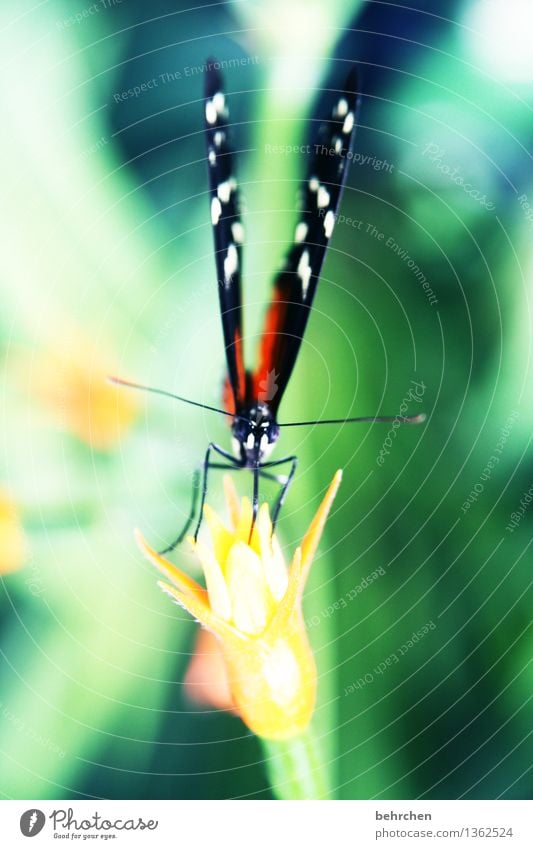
top-left (158, 468), bottom-right (202, 555)
top-left (193, 442), bottom-right (244, 542)
top-left (258, 469), bottom-right (287, 484)
top-left (159, 444), bottom-right (241, 554)
top-left (247, 461), bottom-right (261, 543)
top-left (261, 454), bottom-right (298, 532)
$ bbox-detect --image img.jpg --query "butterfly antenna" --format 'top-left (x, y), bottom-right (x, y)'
top-left (108, 375), bottom-right (231, 417)
top-left (280, 413), bottom-right (426, 427)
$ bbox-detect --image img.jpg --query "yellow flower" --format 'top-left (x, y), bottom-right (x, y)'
top-left (0, 490), bottom-right (27, 575)
top-left (136, 470), bottom-right (342, 741)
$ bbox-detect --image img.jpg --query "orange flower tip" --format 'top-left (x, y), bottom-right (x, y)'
top-left (134, 527), bottom-right (151, 556)
top-left (135, 529), bottom-right (162, 570)
top-left (321, 468), bottom-right (343, 510)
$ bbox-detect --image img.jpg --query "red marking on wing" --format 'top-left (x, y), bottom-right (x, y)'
top-left (223, 329), bottom-right (246, 415)
top-left (253, 286), bottom-right (288, 402)
top-left (234, 329), bottom-right (246, 402)
top-left (223, 376), bottom-right (235, 416)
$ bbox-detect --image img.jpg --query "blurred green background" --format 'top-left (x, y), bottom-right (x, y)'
top-left (0, 0), bottom-right (531, 800)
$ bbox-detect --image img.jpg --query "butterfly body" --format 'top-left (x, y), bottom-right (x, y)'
top-left (231, 403), bottom-right (280, 466)
top-left (204, 62), bottom-right (362, 515)
top-left (111, 60), bottom-right (425, 550)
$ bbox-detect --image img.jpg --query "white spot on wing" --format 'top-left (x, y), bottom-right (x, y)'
top-left (246, 433), bottom-right (255, 452)
top-left (212, 92), bottom-right (225, 115)
top-left (231, 222), bottom-right (245, 243)
top-left (295, 222), bottom-right (308, 243)
top-left (343, 112), bottom-right (355, 134)
top-left (214, 131), bottom-right (224, 147)
top-left (334, 136), bottom-right (342, 154)
top-left (205, 100), bottom-right (217, 125)
top-left (324, 210), bottom-right (335, 238)
top-left (317, 185), bottom-right (330, 209)
top-left (336, 97), bottom-right (349, 117)
top-left (211, 197), bottom-right (222, 225)
top-left (297, 249), bottom-right (312, 300)
top-left (208, 149), bottom-right (216, 165)
top-left (217, 180), bottom-right (233, 203)
top-left (224, 243), bottom-right (239, 284)
top-left (309, 177), bottom-right (319, 192)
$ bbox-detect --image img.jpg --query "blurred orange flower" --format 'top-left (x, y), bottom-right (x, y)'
top-left (0, 490), bottom-right (27, 575)
top-left (32, 337), bottom-right (137, 449)
top-left (184, 628), bottom-right (235, 712)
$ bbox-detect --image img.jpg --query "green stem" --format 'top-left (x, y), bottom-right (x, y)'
top-left (260, 728), bottom-right (331, 799)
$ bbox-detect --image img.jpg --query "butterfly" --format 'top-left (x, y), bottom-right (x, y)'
top-left (112, 60), bottom-right (424, 550)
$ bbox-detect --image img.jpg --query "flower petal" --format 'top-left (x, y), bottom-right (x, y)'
top-left (268, 535), bottom-right (289, 600)
top-left (203, 504), bottom-right (234, 572)
top-left (135, 529), bottom-right (207, 603)
top-left (234, 496), bottom-right (255, 546)
top-left (188, 535), bottom-right (232, 622)
top-left (225, 542), bottom-right (270, 635)
top-left (271, 470), bottom-right (342, 630)
top-left (223, 474), bottom-right (240, 530)
top-left (256, 503), bottom-right (288, 602)
top-left (300, 469), bottom-right (342, 586)
top-left (157, 581), bottom-right (243, 645)
top-left (269, 547), bottom-right (303, 634)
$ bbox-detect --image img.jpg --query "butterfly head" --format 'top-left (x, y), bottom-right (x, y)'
top-left (232, 404), bottom-right (280, 466)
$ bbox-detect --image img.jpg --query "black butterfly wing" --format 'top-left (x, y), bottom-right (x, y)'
top-left (253, 66), bottom-right (360, 415)
top-left (205, 62), bottom-right (246, 414)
